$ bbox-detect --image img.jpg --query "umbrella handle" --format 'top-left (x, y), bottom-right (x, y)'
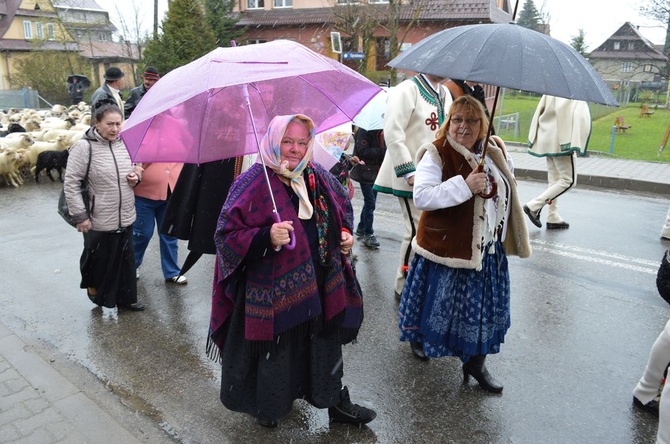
top-left (476, 164), bottom-right (497, 199)
top-left (273, 212), bottom-right (296, 251)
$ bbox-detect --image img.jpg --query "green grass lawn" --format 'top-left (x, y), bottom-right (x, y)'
top-left (493, 92), bottom-right (670, 163)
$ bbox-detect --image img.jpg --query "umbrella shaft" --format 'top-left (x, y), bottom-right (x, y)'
top-left (242, 84), bottom-right (280, 214)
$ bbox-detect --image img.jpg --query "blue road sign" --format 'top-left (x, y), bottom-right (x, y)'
top-left (343, 52), bottom-right (365, 61)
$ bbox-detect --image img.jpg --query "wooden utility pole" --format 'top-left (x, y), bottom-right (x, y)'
top-left (153, 0), bottom-right (159, 39)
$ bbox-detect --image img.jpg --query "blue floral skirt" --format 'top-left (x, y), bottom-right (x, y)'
top-left (398, 241), bottom-right (510, 362)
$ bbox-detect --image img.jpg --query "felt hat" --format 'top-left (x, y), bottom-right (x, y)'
top-left (142, 66), bottom-right (160, 81)
top-left (104, 67), bottom-right (125, 81)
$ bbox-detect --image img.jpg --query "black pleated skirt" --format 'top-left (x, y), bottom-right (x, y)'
top-left (80, 228), bottom-right (137, 309)
top-left (219, 289), bottom-right (344, 423)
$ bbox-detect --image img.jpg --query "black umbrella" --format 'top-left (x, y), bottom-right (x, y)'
top-left (67, 74), bottom-right (91, 88)
top-left (388, 23), bottom-right (618, 107)
top-left (388, 22), bottom-right (618, 198)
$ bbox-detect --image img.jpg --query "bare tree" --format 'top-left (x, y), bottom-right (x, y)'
top-left (380, 0), bottom-right (430, 85)
top-left (640, 0), bottom-right (670, 53)
top-left (331, 1), bottom-right (381, 73)
top-left (113, 1), bottom-right (150, 82)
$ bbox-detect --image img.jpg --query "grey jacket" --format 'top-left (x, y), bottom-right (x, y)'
top-left (63, 127), bottom-right (136, 231)
top-left (91, 84), bottom-right (122, 116)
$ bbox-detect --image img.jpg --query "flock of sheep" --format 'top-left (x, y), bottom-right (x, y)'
top-left (0, 103), bottom-right (92, 187)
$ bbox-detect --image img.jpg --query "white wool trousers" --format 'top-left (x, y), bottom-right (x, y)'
top-left (660, 207), bottom-right (670, 239)
top-left (525, 154), bottom-right (576, 224)
top-left (659, 377), bottom-right (670, 444)
top-left (395, 196), bottom-right (421, 295)
top-left (633, 318), bottom-right (670, 443)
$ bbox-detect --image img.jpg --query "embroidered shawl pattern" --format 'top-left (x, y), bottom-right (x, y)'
top-left (208, 162), bottom-right (362, 356)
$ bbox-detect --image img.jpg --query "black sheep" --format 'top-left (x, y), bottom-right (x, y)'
top-left (35, 150), bottom-right (68, 183)
top-left (0, 123), bottom-right (26, 137)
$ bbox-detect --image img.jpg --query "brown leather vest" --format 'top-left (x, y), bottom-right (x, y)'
top-left (415, 137), bottom-right (481, 261)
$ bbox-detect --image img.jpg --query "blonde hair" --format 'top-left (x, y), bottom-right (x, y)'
top-left (437, 95), bottom-right (489, 141)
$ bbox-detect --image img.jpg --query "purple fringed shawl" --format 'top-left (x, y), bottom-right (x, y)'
top-left (208, 161), bottom-right (363, 356)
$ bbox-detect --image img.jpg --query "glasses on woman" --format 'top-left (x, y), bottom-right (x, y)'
top-left (451, 117), bottom-right (481, 125)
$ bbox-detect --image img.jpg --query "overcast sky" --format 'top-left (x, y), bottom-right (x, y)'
top-left (104, 0), bottom-right (667, 51)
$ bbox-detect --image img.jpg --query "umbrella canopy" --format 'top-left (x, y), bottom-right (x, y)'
top-left (121, 40), bottom-right (381, 164)
top-left (314, 122), bottom-right (353, 170)
top-left (352, 88), bottom-right (388, 131)
top-left (67, 74), bottom-right (90, 88)
top-left (388, 23), bottom-right (618, 107)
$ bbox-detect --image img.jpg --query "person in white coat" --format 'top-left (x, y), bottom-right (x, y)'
top-left (523, 95), bottom-right (591, 230)
top-left (373, 74), bottom-right (451, 320)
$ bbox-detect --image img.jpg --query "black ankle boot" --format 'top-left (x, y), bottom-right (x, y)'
top-left (328, 386), bottom-right (377, 425)
top-left (410, 341), bottom-right (430, 361)
top-left (462, 355), bottom-right (503, 393)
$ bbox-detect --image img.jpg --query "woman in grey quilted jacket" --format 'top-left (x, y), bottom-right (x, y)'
top-left (63, 102), bottom-right (145, 311)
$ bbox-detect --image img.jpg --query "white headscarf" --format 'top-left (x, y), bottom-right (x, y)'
top-left (257, 114), bottom-right (315, 219)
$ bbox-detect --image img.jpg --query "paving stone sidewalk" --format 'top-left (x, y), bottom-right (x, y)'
top-left (0, 322), bottom-right (141, 444)
top-left (508, 144), bottom-right (670, 195)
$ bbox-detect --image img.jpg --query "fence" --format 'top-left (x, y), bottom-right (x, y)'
top-left (0, 89), bottom-right (41, 109)
top-left (492, 112), bottom-right (519, 138)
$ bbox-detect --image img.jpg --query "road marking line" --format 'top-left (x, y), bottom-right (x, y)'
top-left (530, 240), bottom-right (658, 274)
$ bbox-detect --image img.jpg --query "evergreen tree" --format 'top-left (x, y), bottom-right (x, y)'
top-left (204, 0), bottom-right (244, 47)
top-left (143, 0), bottom-right (218, 75)
top-left (570, 29), bottom-right (588, 57)
top-left (516, 0), bottom-right (542, 32)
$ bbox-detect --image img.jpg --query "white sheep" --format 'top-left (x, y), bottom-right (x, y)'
top-left (41, 128), bottom-right (84, 145)
top-left (50, 104), bottom-right (68, 119)
top-left (0, 148), bottom-right (28, 187)
top-left (0, 133), bottom-right (34, 151)
top-left (39, 116), bottom-right (77, 130)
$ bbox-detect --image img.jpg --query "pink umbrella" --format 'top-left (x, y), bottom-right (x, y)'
top-left (120, 40), bottom-right (381, 165)
top-left (121, 40), bottom-right (381, 249)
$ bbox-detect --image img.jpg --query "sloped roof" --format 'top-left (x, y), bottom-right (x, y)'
top-left (234, 0), bottom-right (511, 26)
top-left (0, 0), bottom-right (76, 51)
top-left (589, 21), bottom-right (667, 62)
top-left (52, 0), bottom-right (105, 11)
top-left (78, 40), bottom-right (140, 60)
top-left (0, 39), bottom-right (78, 51)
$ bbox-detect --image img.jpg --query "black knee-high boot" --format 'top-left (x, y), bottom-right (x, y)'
top-left (462, 355), bottom-right (503, 393)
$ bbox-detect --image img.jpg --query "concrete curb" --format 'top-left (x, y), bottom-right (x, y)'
top-left (514, 169), bottom-right (670, 195)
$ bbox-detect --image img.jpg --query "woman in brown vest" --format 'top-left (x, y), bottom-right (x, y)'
top-left (398, 95), bottom-right (531, 393)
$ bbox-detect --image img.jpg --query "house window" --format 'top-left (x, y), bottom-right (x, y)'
top-left (621, 62), bottom-right (633, 73)
top-left (628, 41), bottom-right (635, 50)
top-left (46, 23), bottom-right (55, 40)
top-left (274, 0), bottom-right (292, 6)
top-left (23, 21), bottom-right (32, 39)
top-left (247, 39), bottom-right (267, 45)
top-left (247, 0), bottom-right (264, 9)
top-left (36, 23), bottom-right (43, 39)
top-left (337, 0), bottom-right (356, 4)
top-left (613, 41), bottom-right (620, 50)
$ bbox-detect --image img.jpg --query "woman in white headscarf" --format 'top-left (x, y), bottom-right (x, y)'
top-left (208, 114), bottom-right (376, 428)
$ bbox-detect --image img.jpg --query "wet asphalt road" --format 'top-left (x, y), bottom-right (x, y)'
top-left (1, 178), bottom-right (668, 443)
